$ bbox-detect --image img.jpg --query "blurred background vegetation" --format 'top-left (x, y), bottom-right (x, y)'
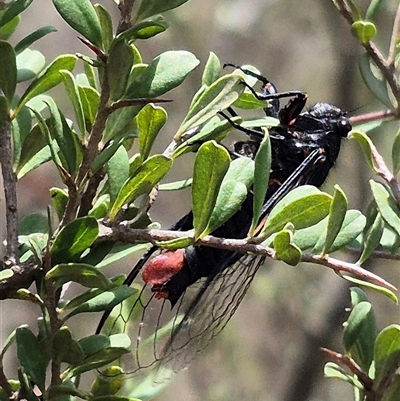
top-left (1, 0), bottom-right (399, 400)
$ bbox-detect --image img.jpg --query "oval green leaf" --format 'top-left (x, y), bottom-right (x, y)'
top-left (343, 301), bottom-right (376, 371)
top-left (370, 180), bottom-right (400, 237)
top-left (109, 155), bottom-right (173, 220)
top-left (125, 50), bottom-right (199, 99)
top-left (374, 325), bottom-right (400, 387)
top-left (0, 40), bottom-right (16, 103)
top-left (52, 0), bottom-right (102, 48)
top-left (16, 54), bottom-right (77, 115)
top-left (192, 141), bottom-right (231, 238)
top-left (51, 216), bottom-right (99, 265)
top-left (138, 104), bottom-right (167, 160)
top-left (202, 52), bottom-right (221, 86)
top-left (321, 184), bottom-right (348, 255)
top-left (46, 263), bottom-right (111, 289)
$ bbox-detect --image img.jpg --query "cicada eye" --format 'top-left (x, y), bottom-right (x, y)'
top-left (337, 117), bottom-right (352, 137)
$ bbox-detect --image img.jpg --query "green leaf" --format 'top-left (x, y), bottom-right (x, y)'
top-left (50, 187), bottom-right (68, 220)
top-left (16, 54), bottom-right (77, 115)
top-left (366, 0), bottom-right (386, 20)
top-left (108, 40), bottom-right (134, 101)
top-left (45, 97), bottom-right (82, 176)
top-left (95, 244), bottom-right (150, 269)
top-left (25, 109), bottom-right (63, 171)
top-left (47, 382), bottom-right (92, 400)
top-left (93, 136), bottom-right (132, 173)
top-left (79, 333), bottom-right (130, 357)
top-left (0, 15), bottom-right (19, 40)
top-left (124, 50), bottom-right (199, 99)
top-left (342, 275), bottom-right (398, 303)
top-left (350, 287), bottom-right (370, 307)
top-left (273, 228), bottom-right (302, 266)
top-left (350, 131), bottom-right (378, 172)
top-left (19, 213), bottom-right (48, 235)
top-left (358, 212), bottom-right (384, 265)
top-left (46, 263), bottom-right (111, 289)
top-left (260, 186), bottom-right (332, 240)
top-left (204, 180), bottom-right (248, 236)
top-left (16, 122), bottom-right (54, 179)
top-left (321, 185), bottom-right (348, 255)
top-left (1, 327), bottom-right (19, 361)
top-left (0, 269), bottom-right (13, 282)
top-left (0, 40), bottom-right (16, 103)
top-left (14, 26), bottom-right (57, 54)
top-left (292, 210), bottom-right (365, 253)
top-left (16, 326), bottom-right (46, 392)
top-left (321, 210), bottom-right (365, 253)
top-left (60, 69), bottom-right (86, 135)
top-left (138, 104), bottom-right (167, 160)
top-left (172, 116), bottom-right (242, 158)
top-left (202, 52), bottom-right (221, 86)
top-left (370, 180), bottom-right (400, 237)
top-left (233, 91), bottom-right (269, 109)
top-left (107, 145), bottom-right (130, 205)
top-left (117, 15), bottom-right (169, 42)
top-left (109, 155), bottom-right (173, 220)
top-left (250, 129), bottom-right (271, 236)
top-left (94, 4), bottom-right (113, 52)
top-left (64, 286), bottom-right (137, 320)
top-left (176, 73), bottom-right (244, 138)
top-left (359, 53), bottom-right (394, 109)
top-left (66, 347), bottom-right (130, 378)
top-left (343, 301), bottom-right (376, 371)
top-left (52, 326), bottom-right (84, 365)
top-left (324, 362), bottom-right (364, 389)
top-left (136, 0), bottom-right (189, 21)
top-left (374, 325), bottom-right (400, 387)
top-left (192, 141), bottom-right (231, 238)
top-left (78, 84), bottom-right (100, 130)
top-left (51, 216), bottom-right (99, 265)
top-left (52, 0), bottom-right (102, 48)
top-left (18, 369), bottom-right (40, 401)
top-left (0, 0), bottom-right (33, 27)
top-left (351, 20), bottom-right (377, 44)
top-left (91, 366), bottom-right (125, 396)
top-left (16, 49), bottom-right (46, 83)
top-left (12, 104), bottom-right (31, 169)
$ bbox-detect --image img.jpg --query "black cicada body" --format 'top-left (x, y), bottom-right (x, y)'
top-left (96, 65), bottom-right (352, 385)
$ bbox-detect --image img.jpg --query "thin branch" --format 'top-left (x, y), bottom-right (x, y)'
top-left (42, 246), bottom-right (61, 387)
top-left (301, 253), bottom-right (396, 291)
top-left (98, 224), bottom-right (397, 292)
top-left (321, 348), bottom-right (373, 391)
top-left (0, 260), bottom-right (38, 300)
top-left (349, 110), bottom-right (394, 125)
top-left (117, 0), bottom-right (137, 34)
top-left (0, 114), bottom-right (19, 264)
top-left (60, 66), bottom-right (111, 226)
top-left (78, 169), bottom-right (106, 217)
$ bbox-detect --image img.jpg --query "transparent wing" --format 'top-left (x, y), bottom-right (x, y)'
top-left (103, 253), bottom-right (265, 383)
